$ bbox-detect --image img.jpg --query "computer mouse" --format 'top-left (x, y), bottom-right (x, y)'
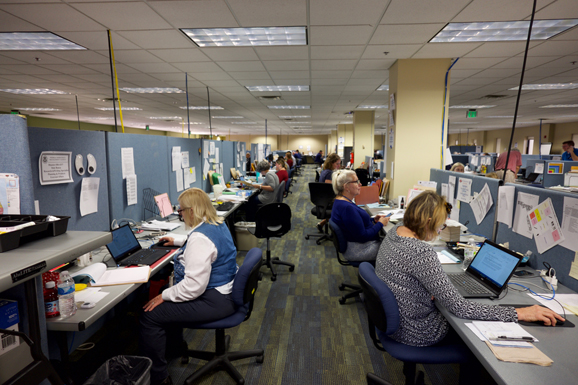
top-left (156, 240), bottom-right (169, 247)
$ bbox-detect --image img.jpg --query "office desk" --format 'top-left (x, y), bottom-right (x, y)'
top-left (438, 264), bottom-right (578, 385)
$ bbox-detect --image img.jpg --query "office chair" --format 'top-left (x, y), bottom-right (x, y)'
top-left (305, 183), bottom-right (335, 245)
top-left (328, 220), bottom-right (363, 304)
top-left (284, 177), bottom-right (292, 198)
top-left (358, 263), bottom-right (471, 385)
top-left (180, 248), bottom-right (264, 385)
top-left (355, 168), bottom-right (370, 186)
top-left (248, 203), bottom-right (295, 281)
top-left (275, 181), bottom-right (285, 203)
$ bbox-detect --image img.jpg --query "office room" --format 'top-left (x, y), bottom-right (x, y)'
top-left (1, 1), bottom-right (578, 385)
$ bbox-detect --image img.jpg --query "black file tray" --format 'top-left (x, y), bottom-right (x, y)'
top-left (0, 215), bottom-right (70, 253)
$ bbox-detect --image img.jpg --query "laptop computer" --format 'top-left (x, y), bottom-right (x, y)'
top-left (447, 240), bottom-right (522, 298)
top-left (516, 172), bottom-right (540, 184)
top-left (106, 224), bottom-right (170, 267)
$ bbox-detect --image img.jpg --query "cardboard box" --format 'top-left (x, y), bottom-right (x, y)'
top-left (0, 299), bottom-right (20, 356)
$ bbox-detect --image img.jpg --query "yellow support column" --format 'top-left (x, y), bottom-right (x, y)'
top-left (353, 110), bottom-right (375, 169)
top-left (386, 59), bottom-right (451, 198)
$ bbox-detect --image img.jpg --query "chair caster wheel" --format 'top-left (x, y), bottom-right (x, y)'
top-left (271, 275), bottom-right (277, 281)
top-left (273, 257), bottom-right (279, 260)
top-left (316, 240), bottom-right (322, 245)
top-left (305, 235), bottom-right (310, 240)
top-left (339, 298), bottom-right (346, 305)
top-left (256, 355), bottom-right (264, 364)
top-left (289, 266), bottom-right (295, 272)
top-left (181, 356), bottom-right (190, 364)
top-left (338, 284), bottom-right (345, 291)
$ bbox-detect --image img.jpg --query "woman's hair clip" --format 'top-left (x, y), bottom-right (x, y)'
top-left (445, 202), bottom-right (452, 214)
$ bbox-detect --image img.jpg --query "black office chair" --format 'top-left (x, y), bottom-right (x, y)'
top-left (358, 263), bottom-right (472, 385)
top-left (328, 219), bottom-right (363, 304)
top-left (305, 182), bottom-right (335, 245)
top-left (275, 181), bottom-right (285, 203)
top-left (248, 203), bottom-right (295, 281)
top-left (284, 178), bottom-right (292, 198)
top-left (179, 248), bottom-right (264, 385)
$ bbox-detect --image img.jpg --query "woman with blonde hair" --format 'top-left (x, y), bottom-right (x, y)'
top-left (275, 157), bottom-right (289, 184)
top-left (376, 190), bottom-right (563, 348)
top-left (450, 162), bottom-right (465, 173)
top-left (140, 188), bottom-right (238, 385)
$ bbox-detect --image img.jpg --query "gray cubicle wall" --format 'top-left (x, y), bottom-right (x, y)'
top-left (221, 141), bottom-right (236, 181)
top-left (521, 154), bottom-right (541, 168)
top-left (28, 127), bottom-right (110, 231)
top-left (430, 169), bottom-right (500, 240)
top-left (542, 160), bottom-right (578, 187)
top-left (106, 132), bottom-right (170, 224)
top-left (496, 184), bottom-right (578, 292)
top-left (166, 137), bottom-right (203, 203)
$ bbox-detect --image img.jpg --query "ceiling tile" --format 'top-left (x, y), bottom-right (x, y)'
top-left (46, 50), bottom-right (109, 64)
top-left (453, 57), bottom-right (508, 70)
top-left (126, 63), bottom-right (181, 74)
top-left (311, 70), bottom-right (351, 79)
top-left (525, 41), bottom-right (578, 57)
top-left (269, 71), bottom-right (310, 80)
top-left (218, 61), bottom-right (266, 72)
top-left (311, 45), bottom-right (365, 60)
top-left (362, 44), bottom-right (423, 59)
top-left (311, 78), bottom-right (348, 86)
top-left (310, 26), bottom-right (374, 45)
top-left (413, 43), bottom-right (482, 58)
top-left (117, 30), bottom-right (193, 49)
top-left (370, 24), bottom-right (446, 45)
top-left (350, 70), bottom-right (388, 79)
top-left (356, 59), bottom-right (395, 70)
top-left (0, 9), bottom-right (42, 31)
top-left (227, 0), bottom-right (306, 27)
top-left (229, 71), bottom-right (272, 80)
top-left (453, 0), bottom-right (555, 22)
top-left (189, 72), bottom-right (233, 81)
top-left (381, 0), bottom-right (470, 24)
top-left (254, 46), bottom-right (309, 61)
top-left (201, 47), bottom-right (260, 62)
top-left (263, 60), bottom-right (309, 71)
top-left (310, 0), bottom-right (386, 25)
top-left (0, 3), bottom-right (104, 31)
top-left (172, 62), bottom-right (224, 73)
top-left (57, 31), bottom-right (140, 50)
top-left (311, 60), bottom-right (357, 71)
top-left (71, 2), bottom-right (173, 30)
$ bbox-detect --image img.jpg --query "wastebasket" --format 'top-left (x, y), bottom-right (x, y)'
top-left (234, 222), bottom-right (259, 251)
top-left (83, 355), bottom-right (152, 385)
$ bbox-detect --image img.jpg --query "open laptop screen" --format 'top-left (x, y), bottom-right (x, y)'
top-left (106, 224), bottom-right (141, 262)
top-left (468, 241), bottom-right (520, 288)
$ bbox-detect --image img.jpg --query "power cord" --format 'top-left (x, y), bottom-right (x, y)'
top-left (508, 279), bottom-right (566, 320)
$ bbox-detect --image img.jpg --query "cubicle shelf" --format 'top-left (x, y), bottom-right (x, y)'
top-left (0, 231), bottom-right (111, 293)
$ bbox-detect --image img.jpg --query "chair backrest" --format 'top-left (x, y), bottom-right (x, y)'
top-left (358, 262), bottom-right (400, 336)
top-left (355, 168), bottom-right (370, 186)
top-left (288, 167), bottom-right (293, 178)
top-left (308, 182), bottom-right (335, 210)
top-left (356, 184), bottom-right (380, 205)
top-left (275, 181), bottom-right (285, 202)
top-left (328, 219), bottom-right (348, 254)
top-left (231, 248), bottom-right (263, 315)
top-left (285, 178), bottom-right (292, 193)
top-left (253, 202), bottom-right (292, 239)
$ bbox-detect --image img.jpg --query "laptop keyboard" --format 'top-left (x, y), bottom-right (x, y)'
top-left (447, 273), bottom-right (492, 295)
top-left (123, 249), bottom-right (162, 266)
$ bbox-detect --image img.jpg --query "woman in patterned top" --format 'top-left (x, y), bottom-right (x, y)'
top-left (376, 190), bottom-right (563, 347)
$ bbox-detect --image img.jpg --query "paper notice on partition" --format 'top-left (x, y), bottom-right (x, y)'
top-left (529, 198), bottom-right (565, 254)
top-left (176, 169), bottom-right (184, 192)
top-left (126, 174), bottom-right (137, 206)
top-left (0, 173), bottom-right (20, 214)
top-left (80, 177), bottom-right (99, 216)
top-left (181, 151), bottom-right (189, 169)
top-left (39, 151), bottom-right (74, 185)
top-left (444, 147), bottom-right (453, 166)
top-left (470, 183), bottom-right (493, 225)
top-left (203, 159), bottom-right (210, 180)
top-left (561, 197), bottom-right (578, 252)
top-left (121, 148), bottom-right (135, 180)
top-left (190, 167), bottom-right (196, 184)
top-left (497, 186), bottom-right (515, 228)
top-left (172, 147), bottom-right (182, 172)
top-left (457, 177), bottom-right (472, 203)
top-left (441, 183), bottom-right (449, 201)
top-left (203, 141), bottom-right (209, 157)
top-left (215, 147), bottom-right (220, 163)
top-left (513, 192), bottom-right (539, 239)
top-left (418, 181), bottom-right (437, 189)
top-left (448, 175), bottom-right (456, 205)
top-left (534, 163), bottom-right (544, 174)
top-left (209, 141), bottom-right (215, 156)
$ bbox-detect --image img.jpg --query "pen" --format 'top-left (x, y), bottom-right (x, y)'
top-left (494, 336), bottom-right (534, 341)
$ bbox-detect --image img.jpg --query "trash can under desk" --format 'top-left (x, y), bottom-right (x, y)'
top-left (234, 222), bottom-right (259, 251)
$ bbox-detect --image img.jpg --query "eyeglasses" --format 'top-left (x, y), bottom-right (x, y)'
top-left (177, 207), bottom-right (190, 215)
top-left (346, 179), bottom-right (361, 185)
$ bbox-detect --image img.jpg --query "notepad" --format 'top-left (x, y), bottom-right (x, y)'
top-left (72, 263), bottom-right (151, 287)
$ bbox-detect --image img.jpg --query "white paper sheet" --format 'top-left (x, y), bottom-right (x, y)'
top-left (181, 151), bottom-right (189, 168)
top-left (172, 147), bottom-right (182, 172)
top-left (203, 141), bottom-right (209, 157)
top-left (176, 169), bottom-right (184, 192)
top-left (471, 183), bottom-right (493, 225)
top-left (209, 141), bottom-right (215, 155)
top-left (126, 174), bottom-right (137, 206)
top-left (0, 173), bottom-right (20, 214)
top-left (534, 163), bottom-right (544, 174)
top-left (441, 183), bottom-right (449, 201)
top-left (39, 151), bottom-right (74, 185)
top-left (203, 159), bottom-right (210, 180)
top-left (561, 196), bottom-right (578, 251)
top-left (448, 175), bottom-right (456, 205)
top-left (471, 155), bottom-right (479, 167)
top-left (512, 192), bottom-right (539, 239)
top-left (190, 167), bottom-right (196, 184)
top-left (444, 147), bottom-right (453, 166)
top-left (80, 177), bottom-right (99, 216)
top-left (418, 180), bottom-right (437, 189)
top-left (457, 177), bottom-right (472, 203)
top-left (497, 186), bottom-right (515, 228)
top-left (215, 147), bottom-right (220, 163)
top-left (121, 148), bottom-right (134, 180)
top-left (529, 198), bottom-right (564, 254)
top-left (75, 288), bottom-right (109, 304)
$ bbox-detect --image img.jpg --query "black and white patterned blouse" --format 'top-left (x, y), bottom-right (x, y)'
top-left (375, 223), bottom-right (517, 347)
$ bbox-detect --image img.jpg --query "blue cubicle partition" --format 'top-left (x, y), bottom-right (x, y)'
top-left (526, 160), bottom-right (578, 187)
top-left (28, 127), bottom-right (110, 231)
top-left (521, 155), bottom-right (541, 168)
top-left (201, 139), bottom-right (221, 194)
top-left (449, 145), bottom-right (481, 153)
top-left (450, 154), bottom-right (470, 168)
top-left (496, 184), bottom-right (578, 292)
top-left (221, 140), bottom-right (236, 180)
top-left (106, 132), bottom-right (170, 224)
top-left (166, 137), bottom-right (203, 203)
top-left (430, 169), bottom-right (500, 240)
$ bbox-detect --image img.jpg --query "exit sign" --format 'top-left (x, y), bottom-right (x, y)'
top-left (467, 110), bottom-right (477, 118)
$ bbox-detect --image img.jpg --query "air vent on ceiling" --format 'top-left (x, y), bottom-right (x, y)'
top-left (259, 96), bottom-right (281, 100)
top-left (283, 118), bottom-right (294, 121)
top-left (482, 95), bottom-right (508, 99)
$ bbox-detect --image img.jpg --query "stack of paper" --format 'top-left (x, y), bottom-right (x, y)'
top-left (467, 321), bottom-right (537, 348)
top-left (440, 226), bottom-right (461, 242)
top-left (140, 220), bottom-right (180, 231)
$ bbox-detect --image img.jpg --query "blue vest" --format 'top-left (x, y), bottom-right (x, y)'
top-left (173, 222), bottom-right (237, 289)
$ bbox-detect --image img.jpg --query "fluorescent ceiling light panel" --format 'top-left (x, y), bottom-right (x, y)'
top-left (120, 87), bottom-right (184, 93)
top-left (95, 107), bottom-right (142, 111)
top-left (357, 105), bottom-right (387, 109)
top-left (17, 108), bottom-right (61, 111)
top-left (85, 117), bottom-right (115, 120)
top-left (231, 122), bottom-right (257, 124)
top-left (431, 19), bottom-right (578, 42)
top-left (149, 116), bottom-right (182, 120)
top-left (289, 125), bottom-right (311, 127)
top-left (339, 121), bottom-right (354, 124)
top-left (0, 88), bottom-right (68, 94)
top-left (245, 85), bottom-right (309, 92)
top-left (278, 115), bottom-right (310, 118)
top-left (449, 105), bottom-right (496, 109)
top-left (377, 85), bottom-right (389, 91)
top-left (509, 83), bottom-right (578, 90)
top-left (268, 105), bottom-right (310, 109)
top-left (181, 27), bottom-right (307, 47)
top-left (0, 32), bottom-right (85, 50)
top-left (539, 104), bottom-right (578, 108)
top-left (212, 116), bottom-right (244, 119)
top-left (179, 106), bottom-right (224, 110)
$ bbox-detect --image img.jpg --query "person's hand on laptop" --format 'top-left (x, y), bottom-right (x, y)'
top-left (516, 305), bottom-right (565, 326)
top-left (158, 236), bottom-right (175, 246)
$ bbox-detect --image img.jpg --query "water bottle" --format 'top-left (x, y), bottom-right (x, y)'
top-left (58, 271), bottom-right (77, 318)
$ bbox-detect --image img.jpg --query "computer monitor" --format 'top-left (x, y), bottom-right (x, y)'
top-left (540, 143), bottom-right (552, 156)
top-left (154, 193), bottom-right (173, 218)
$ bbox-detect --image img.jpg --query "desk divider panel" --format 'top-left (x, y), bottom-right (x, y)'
top-left (221, 141), bottom-right (236, 181)
top-left (28, 127), bottom-right (110, 231)
top-left (166, 137), bottom-right (203, 203)
top-left (430, 169), bottom-right (500, 240)
top-left (236, 142), bottom-right (247, 177)
top-left (201, 139), bottom-right (221, 193)
top-left (496, 183), bottom-right (578, 292)
top-left (450, 154), bottom-right (469, 168)
top-left (541, 161), bottom-right (578, 187)
top-left (106, 132), bottom-right (170, 224)
top-left (521, 155), bottom-right (542, 168)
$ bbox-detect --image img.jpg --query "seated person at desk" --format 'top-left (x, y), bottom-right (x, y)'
top-left (140, 188), bottom-right (238, 385)
top-left (314, 150), bottom-right (324, 164)
top-left (494, 148), bottom-right (522, 183)
top-left (275, 157), bottom-right (289, 184)
top-left (331, 170), bottom-right (390, 261)
top-left (562, 140), bottom-right (578, 161)
top-left (319, 154), bottom-right (341, 183)
top-left (450, 162), bottom-right (465, 173)
top-left (285, 151), bottom-right (294, 169)
top-left (244, 160), bottom-right (279, 221)
top-left (376, 191), bottom-right (564, 348)
top-left (245, 152), bottom-right (252, 172)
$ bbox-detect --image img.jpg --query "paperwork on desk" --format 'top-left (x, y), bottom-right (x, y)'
top-left (528, 198), bottom-right (564, 254)
top-left (513, 192), bottom-right (539, 239)
top-left (437, 250), bottom-right (460, 264)
top-left (469, 321), bottom-right (537, 347)
top-left (140, 220), bottom-right (180, 231)
top-left (529, 293), bottom-right (578, 316)
top-left (497, 186), bottom-right (515, 228)
top-left (72, 263), bottom-right (151, 287)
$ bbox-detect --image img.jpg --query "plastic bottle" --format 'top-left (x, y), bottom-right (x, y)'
top-left (58, 271), bottom-right (77, 318)
top-left (521, 250), bottom-right (532, 265)
top-left (44, 281), bottom-right (60, 319)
